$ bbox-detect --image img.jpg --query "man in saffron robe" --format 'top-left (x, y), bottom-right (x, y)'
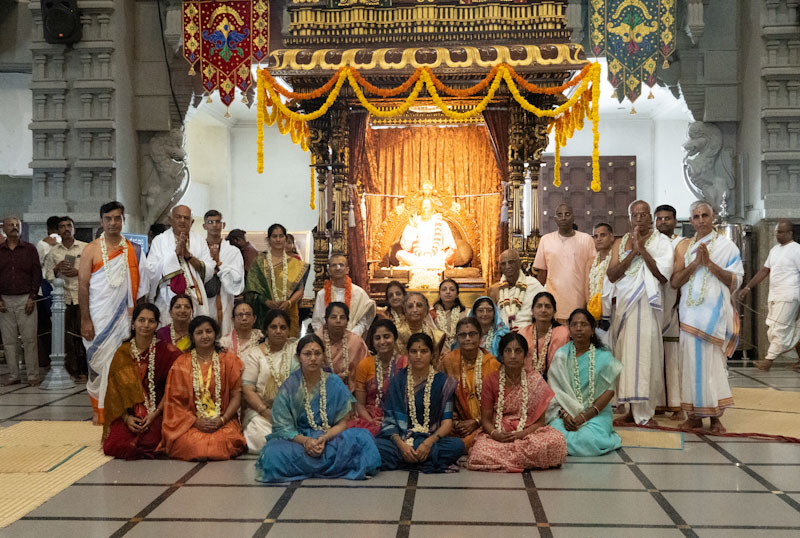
top-left (79, 201), bottom-right (143, 424)
top-left (607, 201), bottom-right (674, 426)
top-left (311, 253), bottom-right (375, 337)
top-left (203, 210), bottom-right (245, 335)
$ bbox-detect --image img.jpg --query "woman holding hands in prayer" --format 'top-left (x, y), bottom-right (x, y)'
top-left (155, 293), bottom-right (193, 351)
top-left (255, 334), bottom-right (381, 482)
top-left (314, 301), bottom-right (369, 390)
top-left (466, 333), bottom-right (567, 471)
top-left (547, 309), bottom-right (622, 456)
top-left (519, 292), bottom-right (570, 380)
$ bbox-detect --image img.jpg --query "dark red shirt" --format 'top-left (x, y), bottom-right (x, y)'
top-left (0, 241), bottom-right (42, 297)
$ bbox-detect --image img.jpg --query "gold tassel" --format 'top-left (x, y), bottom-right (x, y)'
top-left (188, 66), bottom-right (195, 76)
top-left (630, 106), bottom-right (637, 115)
top-left (663, 59), bottom-right (670, 69)
top-left (648, 90), bottom-right (654, 99)
top-left (242, 94), bottom-right (249, 104)
top-left (224, 109), bottom-right (231, 118)
top-left (206, 95), bottom-right (212, 103)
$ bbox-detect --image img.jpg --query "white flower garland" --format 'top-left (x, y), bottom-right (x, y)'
top-left (498, 279), bottom-right (527, 321)
top-left (130, 338), bottom-right (157, 415)
top-left (619, 231), bottom-right (657, 277)
top-left (406, 365), bottom-right (434, 444)
top-left (530, 325), bottom-right (552, 376)
top-left (266, 250), bottom-right (289, 301)
top-left (233, 330), bottom-right (261, 356)
top-left (481, 327), bottom-right (495, 352)
top-left (374, 353), bottom-right (397, 408)
top-left (390, 309), bottom-right (403, 327)
top-left (460, 354), bottom-right (483, 404)
top-left (433, 304), bottom-right (461, 349)
top-left (191, 350), bottom-right (222, 418)
top-left (100, 233), bottom-right (128, 288)
top-left (684, 232), bottom-right (718, 307)
top-left (495, 366), bottom-right (528, 433)
top-left (169, 324), bottom-right (186, 346)
top-left (303, 372), bottom-right (330, 431)
top-left (589, 252), bottom-right (611, 298)
top-left (570, 344), bottom-right (596, 408)
top-left (323, 328), bottom-right (349, 380)
top-left (265, 341), bottom-right (293, 387)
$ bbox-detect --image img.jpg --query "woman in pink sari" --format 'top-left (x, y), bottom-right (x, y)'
top-left (519, 292), bottom-right (569, 380)
top-left (314, 301), bottom-right (368, 390)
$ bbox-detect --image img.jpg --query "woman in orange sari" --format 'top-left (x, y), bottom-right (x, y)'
top-left (519, 292), bottom-right (570, 380)
top-left (160, 315), bottom-right (247, 461)
top-left (314, 301), bottom-right (368, 390)
top-left (439, 317), bottom-right (501, 449)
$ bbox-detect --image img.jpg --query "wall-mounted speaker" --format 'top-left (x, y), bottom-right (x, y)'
top-left (41, 0), bottom-right (82, 45)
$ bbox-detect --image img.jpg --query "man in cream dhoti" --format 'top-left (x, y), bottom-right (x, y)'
top-left (655, 204), bottom-right (685, 418)
top-left (140, 205), bottom-right (215, 326)
top-left (203, 210), bottom-right (245, 335)
top-left (671, 201), bottom-right (744, 433)
top-left (607, 201), bottom-right (674, 426)
top-left (79, 201), bottom-right (143, 424)
top-left (738, 219), bottom-right (800, 371)
top-left (488, 249), bottom-right (545, 332)
top-left (312, 253), bottom-right (375, 337)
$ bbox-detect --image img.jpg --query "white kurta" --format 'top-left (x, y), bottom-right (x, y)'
top-left (208, 239), bottom-right (245, 335)
top-left (139, 230), bottom-right (215, 326)
top-left (311, 281), bottom-right (376, 337)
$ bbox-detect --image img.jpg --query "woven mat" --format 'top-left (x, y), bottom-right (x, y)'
top-left (617, 428), bottom-right (683, 450)
top-left (0, 421), bottom-right (111, 528)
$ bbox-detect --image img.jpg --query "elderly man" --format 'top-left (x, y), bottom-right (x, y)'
top-left (739, 220), bottom-right (800, 371)
top-left (489, 249), bottom-right (545, 332)
top-left (43, 216), bottom-right (88, 380)
top-left (79, 202), bottom-right (143, 423)
top-left (312, 253), bottom-right (375, 337)
top-left (140, 205), bottom-right (215, 326)
top-left (607, 201), bottom-right (674, 426)
top-left (655, 204), bottom-right (685, 418)
top-left (585, 222), bottom-right (615, 346)
top-left (671, 201), bottom-right (743, 433)
top-left (227, 228), bottom-right (259, 276)
top-left (533, 203), bottom-right (596, 322)
top-left (0, 216), bottom-right (41, 386)
top-left (203, 210), bottom-right (245, 335)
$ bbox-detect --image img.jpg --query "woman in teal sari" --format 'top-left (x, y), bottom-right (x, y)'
top-left (547, 308), bottom-right (622, 457)
top-left (255, 334), bottom-right (380, 482)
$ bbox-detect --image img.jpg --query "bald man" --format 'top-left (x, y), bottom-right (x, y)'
top-left (489, 249), bottom-right (545, 331)
top-left (140, 205), bottom-right (215, 326)
top-left (533, 203), bottom-right (596, 322)
top-left (739, 220), bottom-right (800, 371)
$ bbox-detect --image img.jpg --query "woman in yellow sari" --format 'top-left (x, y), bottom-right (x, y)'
top-left (244, 223), bottom-right (310, 337)
top-left (156, 294), bottom-right (193, 351)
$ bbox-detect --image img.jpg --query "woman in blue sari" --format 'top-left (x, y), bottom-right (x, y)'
top-left (255, 334), bottom-right (381, 482)
top-left (376, 333), bottom-right (465, 473)
top-left (547, 309), bottom-right (623, 457)
top-left (466, 296), bottom-right (509, 358)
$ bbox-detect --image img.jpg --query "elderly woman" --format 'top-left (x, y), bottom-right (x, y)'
top-left (439, 317), bottom-right (500, 450)
top-left (376, 333), bottom-right (465, 473)
top-left (219, 300), bottom-right (263, 357)
top-left (103, 303), bottom-right (181, 460)
top-left (314, 301), bottom-right (369, 390)
top-left (255, 334), bottom-right (381, 482)
top-left (547, 309), bottom-right (622, 457)
top-left (467, 332), bottom-right (567, 472)
top-left (155, 293), bottom-right (193, 351)
top-left (467, 296), bottom-right (509, 359)
top-left (376, 280), bottom-right (407, 325)
top-left (159, 316), bottom-right (247, 461)
top-left (396, 292), bottom-right (445, 365)
top-left (519, 292), bottom-right (570, 380)
top-left (430, 278), bottom-right (467, 351)
top-left (348, 319), bottom-right (408, 436)
top-left (240, 309), bottom-right (299, 453)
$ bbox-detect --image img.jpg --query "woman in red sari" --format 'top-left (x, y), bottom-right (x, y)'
top-left (102, 303), bottom-right (181, 459)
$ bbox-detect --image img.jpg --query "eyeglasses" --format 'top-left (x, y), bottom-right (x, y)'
top-left (456, 331), bottom-right (480, 338)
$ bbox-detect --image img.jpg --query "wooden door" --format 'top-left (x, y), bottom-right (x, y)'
top-left (538, 156), bottom-right (637, 236)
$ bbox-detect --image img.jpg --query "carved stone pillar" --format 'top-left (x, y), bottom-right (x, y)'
top-left (507, 106), bottom-right (525, 252)
top-left (329, 104), bottom-right (350, 257)
top-left (309, 116), bottom-right (331, 293)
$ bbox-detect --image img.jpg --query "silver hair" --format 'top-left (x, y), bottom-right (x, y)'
top-left (2, 215), bottom-right (21, 225)
top-left (627, 199), bottom-right (650, 217)
top-left (689, 200), bottom-right (714, 215)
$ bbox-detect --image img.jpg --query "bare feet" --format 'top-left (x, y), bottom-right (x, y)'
top-left (613, 409), bottom-right (635, 426)
top-left (708, 417), bottom-right (726, 434)
top-left (678, 417), bottom-right (703, 431)
top-left (754, 359), bottom-right (772, 371)
top-left (790, 360), bottom-right (800, 372)
top-left (668, 410), bottom-right (687, 422)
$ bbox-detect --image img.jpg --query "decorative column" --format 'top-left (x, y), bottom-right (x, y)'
top-left (329, 103), bottom-right (350, 257)
top-left (309, 115), bottom-right (331, 293)
top-left (507, 106), bottom-right (525, 252)
top-left (41, 279), bottom-right (75, 390)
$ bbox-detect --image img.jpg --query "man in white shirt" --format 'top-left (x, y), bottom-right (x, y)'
top-left (311, 253), bottom-right (375, 337)
top-left (36, 216), bottom-right (62, 265)
top-left (738, 220), bottom-right (800, 371)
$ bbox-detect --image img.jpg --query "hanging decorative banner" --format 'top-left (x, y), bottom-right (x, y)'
top-left (590, 0), bottom-right (676, 103)
top-left (182, 0), bottom-right (269, 109)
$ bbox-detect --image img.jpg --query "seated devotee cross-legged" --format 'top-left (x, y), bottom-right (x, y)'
top-left (439, 317), bottom-right (500, 450)
top-left (255, 334), bottom-right (381, 482)
top-left (547, 309), bottom-right (623, 457)
top-left (466, 333), bottom-right (567, 472)
top-left (102, 303), bottom-right (181, 460)
top-left (155, 294), bottom-right (193, 351)
top-left (159, 316), bottom-right (247, 461)
top-left (348, 319), bottom-right (408, 436)
top-left (376, 333), bottom-right (465, 474)
top-left (240, 309), bottom-right (299, 454)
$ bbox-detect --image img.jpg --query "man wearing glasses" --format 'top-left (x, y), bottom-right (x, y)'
top-left (311, 253), bottom-right (375, 337)
top-left (203, 210), bottom-right (245, 335)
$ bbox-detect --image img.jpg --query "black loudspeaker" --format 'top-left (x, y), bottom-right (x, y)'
top-left (41, 0), bottom-right (82, 45)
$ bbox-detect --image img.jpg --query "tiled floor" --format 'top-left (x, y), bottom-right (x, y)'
top-left (2, 364), bottom-right (800, 537)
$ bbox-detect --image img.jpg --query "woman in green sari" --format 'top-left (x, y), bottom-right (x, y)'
top-left (244, 224), bottom-right (310, 337)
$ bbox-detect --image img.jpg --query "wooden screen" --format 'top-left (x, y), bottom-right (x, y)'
top-left (538, 156), bottom-right (637, 236)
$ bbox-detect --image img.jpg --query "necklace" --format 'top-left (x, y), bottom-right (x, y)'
top-left (406, 365), bottom-right (434, 444)
top-left (265, 341), bottom-right (293, 387)
top-left (302, 372), bottom-right (330, 431)
top-left (570, 344), bottom-right (596, 407)
top-left (191, 350), bottom-right (222, 418)
top-left (434, 304), bottom-right (461, 349)
top-left (460, 352), bottom-right (483, 404)
top-left (619, 232), bottom-right (657, 277)
top-left (130, 338), bottom-right (157, 415)
top-left (100, 233), bottom-right (128, 288)
top-left (169, 324), bottom-right (186, 346)
top-left (323, 328), bottom-right (349, 380)
top-left (498, 278), bottom-right (527, 322)
top-left (495, 366), bottom-right (528, 433)
top-left (374, 353), bottom-right (397, 408)
top-left (530, 324), bottom-right (552, 375)
top-left (589, 252), bottom-right (611, 298)
top-left (266, 250), bottom-right (289, 301)
top-left (684, 232), bottom-right (717, 307)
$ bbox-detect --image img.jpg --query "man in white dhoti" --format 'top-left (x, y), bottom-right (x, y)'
top-left (139, 205), bottom-right (215, 326)
top-left (488, 249), bottom-right (545, 332)
top-left (396, 199), bottom-right (456, 269)
top-left (671, 201), bottom-right (743, 433)
top-left (607, 201), bottom-right (674, 426)
top-left (585, 222), bottom-right (615, 347)
top-left (738, 220), bottom-right (800, 371)
top-left (655, 204), bottom-right (685, 419)
top-left (311, 253), bottom-right (375, 337)
top-left (203, 210), bottom-right (245, 335)
top-left (79, 201), bottom-right (143, 424)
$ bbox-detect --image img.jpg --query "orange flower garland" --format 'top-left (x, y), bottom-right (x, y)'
top-left (324, 276), bottom-right (352, 308)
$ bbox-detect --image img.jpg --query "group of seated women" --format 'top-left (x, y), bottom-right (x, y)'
top-left (101, 279), bottom-right (623, 482)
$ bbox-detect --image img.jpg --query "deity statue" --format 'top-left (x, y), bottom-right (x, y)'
top-left (682, 122), bottom-right (735, 215)
top-left (396, 198), bottom-right (456, 269)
